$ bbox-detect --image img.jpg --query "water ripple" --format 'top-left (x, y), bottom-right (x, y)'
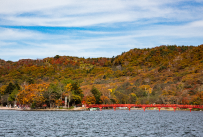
top-left (0, 110), bottom-right (203, 136)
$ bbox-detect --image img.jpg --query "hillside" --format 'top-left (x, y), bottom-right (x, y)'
top-left (0, 45), bottom-right (203, 108)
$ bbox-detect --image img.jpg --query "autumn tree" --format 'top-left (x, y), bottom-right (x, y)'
top-left (17, 83), bottom-right (49, 108)
top-left (84, 96), bottom-right (96, 104)
top-left (64, 83), bottom-right (72, 108)
top-left (0, 85), bottom-right (7, 106)
top-left (44, 83), bottom-right (58, 108)
top-left (129, 93), bottom-right (137, 104)
top-left (100, 95), bottom-right (110, 104)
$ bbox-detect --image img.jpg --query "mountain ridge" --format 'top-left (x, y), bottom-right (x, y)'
top-left (0, 45), bottom-right (203, 107)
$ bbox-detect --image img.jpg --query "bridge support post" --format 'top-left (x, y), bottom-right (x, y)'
top-left (99, 107), bottom-right (102, 111)
top-left (142, 107), bottom-right (146, 111)
top-left (158, 107), bottom-right (161, 112)
top-left (173, 107), bottom-right (176, 112)
top-left (189, 108), bottom-right (192, 112)
top-left (128, 107), bottom-right (131, 111)
top-left (113, 107), bottom-right (116, 111)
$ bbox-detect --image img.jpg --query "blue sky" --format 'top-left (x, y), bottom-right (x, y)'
top-left (0, 0), bottom-right (203, 61)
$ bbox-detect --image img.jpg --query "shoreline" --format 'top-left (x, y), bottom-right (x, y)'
top-left (1, 107), bottom-right (201, 111)
top-left (0, 107), bottom-right (86, 111)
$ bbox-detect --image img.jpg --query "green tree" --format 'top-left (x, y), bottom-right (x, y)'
top-left (90, 86), bottom-right (102, 104)
top-left (70, 82), bottom-right (83, 105)
top-left (8, 88), bottom-right (19, 102)
top-left (54, 55), bottom-right (60, 59)
top-left (5, 83), bottom-right (16, 94)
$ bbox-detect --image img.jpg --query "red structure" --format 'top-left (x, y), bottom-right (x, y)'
top-left (86, 104), bottom-right (203, 112)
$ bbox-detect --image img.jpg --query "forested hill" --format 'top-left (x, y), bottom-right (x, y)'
top-left (0, 45), bottom-right (203, 107)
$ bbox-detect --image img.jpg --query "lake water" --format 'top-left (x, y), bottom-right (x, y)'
top-left (0, 110), bottom-right (202, 137)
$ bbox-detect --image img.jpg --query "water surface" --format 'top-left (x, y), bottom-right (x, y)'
top-left (0, 110), bottom-right (202, 136)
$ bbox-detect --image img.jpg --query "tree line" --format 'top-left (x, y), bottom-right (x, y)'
top-left (0, 45), bottom-right (203, 108)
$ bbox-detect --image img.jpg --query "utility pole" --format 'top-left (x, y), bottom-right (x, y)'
top-left (65, 96), bottom-right (67, 108)
top-left (68, 94), bottom-right (70, 108)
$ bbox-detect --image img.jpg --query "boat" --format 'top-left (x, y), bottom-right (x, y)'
top-left (89, 108), bottom-right (99, 111)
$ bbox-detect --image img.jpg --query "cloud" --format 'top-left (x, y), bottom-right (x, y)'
top-left (129, 20), bottom-right (203, 38)
top-left (0, 27), bottom-right (46, 41)
top-left (0, 27), bottom-right (138, 61)
top-left (1, 0), bottom-right (202, 27)
top-left (0, 0), bottom-right (203, 61)
top-left (1, 18), bottom-right (203, 61)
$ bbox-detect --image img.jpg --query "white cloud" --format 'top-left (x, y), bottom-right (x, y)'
top-left (0, 0), bottom-right (72, 14)
top-left (1, 0), bottom-right (202, 26)
top-left (0, 27), bottom-right (45, 40)
top-left (1, 19), bottom-right (202, 61)
top-left (188, 20), bottom-right (203, 27)
top-left (0, 0), bottom-right (203, 61)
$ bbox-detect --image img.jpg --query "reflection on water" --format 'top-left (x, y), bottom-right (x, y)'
top-left (0, 110), bottom-right (202, 136)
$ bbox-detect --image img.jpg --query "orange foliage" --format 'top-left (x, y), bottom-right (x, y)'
top-left (100, 95), bottom-right (110, 104)
top-left (17, 83), bottom-right (49, 106)
top-left (55, 99), bottom-right (62, 106)
top-left (84, 96), bottom-right (96, 104)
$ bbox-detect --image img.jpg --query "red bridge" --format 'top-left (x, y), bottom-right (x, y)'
top-left (86, 104), bottom-right (203, 112)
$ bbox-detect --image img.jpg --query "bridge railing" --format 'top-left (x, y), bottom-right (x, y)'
top-left (86, 104), bottom-right (203, 109)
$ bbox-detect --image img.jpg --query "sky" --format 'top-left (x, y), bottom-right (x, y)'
top-left (0, 0), bottom-right (203, 61)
